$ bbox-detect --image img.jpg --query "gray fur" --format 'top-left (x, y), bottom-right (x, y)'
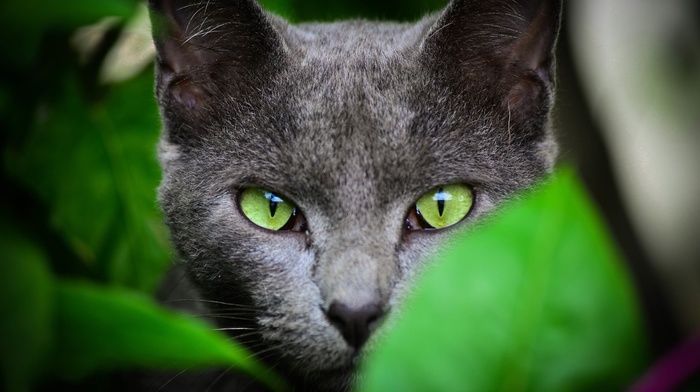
top-left (146, 0), bottom-right (561, 390)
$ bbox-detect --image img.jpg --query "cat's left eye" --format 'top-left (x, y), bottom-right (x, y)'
top-left (405, 184), bottom-right (474, 231)
top-left (239, 188), bottom-right (307, 232)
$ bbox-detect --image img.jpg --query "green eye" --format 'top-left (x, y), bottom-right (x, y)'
top-left (414, 184), bottom-right (473, 229)
top-left (239, 188), bottom-right (299, 231)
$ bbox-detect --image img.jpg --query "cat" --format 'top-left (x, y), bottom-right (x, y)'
top-left (143, 0), bottom-right (561, 390)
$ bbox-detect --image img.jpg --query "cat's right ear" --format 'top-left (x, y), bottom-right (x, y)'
top-left (148, 0), bottom-right (284, 110)
top-left (422, 0), bottom-right (562, 134)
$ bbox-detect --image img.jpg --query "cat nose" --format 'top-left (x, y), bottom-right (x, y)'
top-left (327, 301), bottom-right (384, 349)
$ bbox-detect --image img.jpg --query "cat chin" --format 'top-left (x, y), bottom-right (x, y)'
top-left (255, 329), bottom-right (368, 391)
top-left (260, 332), bottom-right (356, 370)
top-left (287, 364), bottom-right (356, 392)
top-left (248, 343), bottom-right (357, 391)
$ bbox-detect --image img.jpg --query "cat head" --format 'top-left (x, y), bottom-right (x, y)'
top-left (149, 0), bottom-right (561, 389)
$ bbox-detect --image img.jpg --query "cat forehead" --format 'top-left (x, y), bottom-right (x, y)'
top-left (282, 18), bottom-right (434, 60)
top-left (217, 23), bottom-right (434, 167)
top-left (276, 20), bottom-right (431, 101)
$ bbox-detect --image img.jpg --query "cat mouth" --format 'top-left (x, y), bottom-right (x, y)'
top-left (257, 330), bottom-right (374, 390)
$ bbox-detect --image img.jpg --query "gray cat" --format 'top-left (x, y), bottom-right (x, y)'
top-left (144, 0), bottom-right (561, 390)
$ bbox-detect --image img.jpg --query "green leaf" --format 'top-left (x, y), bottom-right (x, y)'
top-left (0, 0), bottom-right (135, 31)
top-left (360, 169), bottom-right (650, 392)
top-left (258, 0), bottom-right (298, 22)
top-left (0, 0), bottom-right (136, 68)
top-left (51, 281), bottom-right (287, 391)
top-left (0, 215), bottom-right (53, 392)
top-left (259, 0), bottom-right (447, 22)
top-left (8, 70), bottom-right (170, 291)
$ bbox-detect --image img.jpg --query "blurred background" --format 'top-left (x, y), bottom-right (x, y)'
top-left (559, 0), bottom-right (700, 346)
top-left (0, 0), bottom-right (697, 369)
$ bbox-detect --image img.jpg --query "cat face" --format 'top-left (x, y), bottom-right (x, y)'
top-left (149, 0), bottom-right (560, 389)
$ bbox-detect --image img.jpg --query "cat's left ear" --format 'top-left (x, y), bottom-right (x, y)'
top-left (423, 0), bottom-right (562, 115)
top-left (148, 0), bottom-right (285, 109)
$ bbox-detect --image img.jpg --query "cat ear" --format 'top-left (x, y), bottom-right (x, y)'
top-left (148, 0), bottom-right (284, 109)
top-left (423, 0), bottom-right (562, 117)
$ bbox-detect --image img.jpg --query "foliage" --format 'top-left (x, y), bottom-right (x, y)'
top-left (0, 1), bottom-right (650, 392)
top-left (1, 0), bottom-right (282, 390)
top-left (0, 221), bottom-right (52, 392)
top-left (259, 0), bottom-right (447, 22)
top-left (52, 281), bottom-right (284, 390)
top-left (360, 170), bottom-right (649, 392)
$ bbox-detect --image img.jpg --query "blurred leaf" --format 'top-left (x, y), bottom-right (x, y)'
top-left (259, 0), bottom-right (447, 22)
top-left (99, 3), bottom-right (156, 84)
top-left (0, 0), bottom-right (136, 68)
top-left (0, 0), bottom-right (134, 30)
top-left (0, 215), bottom-right (53, 392)
top-left (258, 0), bottom-right (297, 21)
top-left (51, 281), bottom-right (287, 391)
top-left (8, 70), bottom-right (170, 291)
top-left (360, 169), bottom-right (650, 392)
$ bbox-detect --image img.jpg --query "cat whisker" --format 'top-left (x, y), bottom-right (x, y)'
top-left (185, 308), bottom-right (256, 314)
top-left (214, 327), bottom-right (256, 332)
top-left (481, 23), bottom-right (521, 35)
top-left (426, 21), bottom-right (454, 41)
top-left (188, 312), bottom-right (257, 319)
top-left (479, 10), bottom-right (528, 24)
top-left (204, 366), bottom-right (233, 392)
top-left (202, 308), bottom-right (259, 314)
top-left (225, 332), bottom-right (262, 346)
top-left (249, 340), bottom-right (298, 363)
top-left (246, 345), bottom-right (280, 361)
top-left (231, 338), bottom-right (261, 348)
top-left (186, 21), bottom-right (236, 45)
top-left (231, 330), bottom-right (260, 337)
top-left (154, 368), bottom-right (192, 392)
top-left (242, 340), bottom-right (274, 352)
top-left (164, 298), bottom-right (257, 309)
top-left (241, 359), bottom-right (285, 392)
top-left (180, 2), bottom-right (204, 35)
top-left (194, 315), bottom-right (255, 322)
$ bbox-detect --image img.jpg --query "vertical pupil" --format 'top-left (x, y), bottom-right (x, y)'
top-left (265, 192), bottom-right (281, 217)
top-left (436, 187), bottom-right (445, 217)
top-left (269, 199), bottom-right (278, 217)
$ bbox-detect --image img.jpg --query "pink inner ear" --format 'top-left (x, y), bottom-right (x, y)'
top-left (505, 0), bottom-right (558, 86)
top-left (171, 81), bottom-right (205, 109)
top-left (506, 75), bottom-right (542, 110)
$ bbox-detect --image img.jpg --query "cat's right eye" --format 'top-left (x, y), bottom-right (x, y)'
top-left (405, 184), bottom-right (474, 231)
top-left (239, 188), bottom-right (307, 232)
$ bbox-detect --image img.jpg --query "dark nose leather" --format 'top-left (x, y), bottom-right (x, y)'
top-left (327, 301), bottom-right (384, 349)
